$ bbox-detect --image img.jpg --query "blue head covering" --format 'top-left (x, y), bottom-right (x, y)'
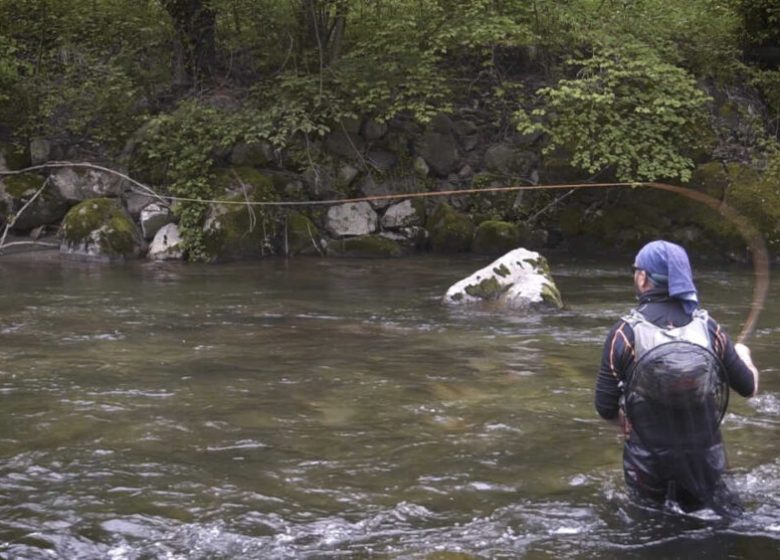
top-left (634, 240), bottom-right (699, 315)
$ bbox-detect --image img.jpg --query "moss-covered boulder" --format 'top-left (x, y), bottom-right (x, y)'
top-left (283, 211), bottom-right (324, 256)
top-left (427, 203), bottom-right (475, 253)
top-left (60, 198), bottom-right (145, 261)
top-left (201, 168), bottom-right (280, 262)
top-left (443, 248), bottom-right (563, 310)
top-left (0, 143), bottom-right (31, 171)
top-left (0, 173), bottom-right (69, 231)
top-left (326, 235), bottom-right (404, 258)
top-left (471, 220), bottom-right (524, 254)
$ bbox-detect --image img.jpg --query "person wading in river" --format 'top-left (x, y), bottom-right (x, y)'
top-left (595, 240), bottom-right (759, 515)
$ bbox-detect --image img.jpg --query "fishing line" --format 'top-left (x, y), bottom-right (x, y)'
top-left (0, 162), bottom-right (769, 341)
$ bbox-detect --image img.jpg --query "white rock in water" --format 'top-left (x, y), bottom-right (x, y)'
top-left (148, 223), bottom-right (184, 261)
top-left (443, 248), bottom-right (562, 309)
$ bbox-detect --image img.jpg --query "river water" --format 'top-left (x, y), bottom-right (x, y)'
top-left (0, 253), bottom-right (778, 559)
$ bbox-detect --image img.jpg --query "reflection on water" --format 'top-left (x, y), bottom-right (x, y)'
top-left (0, 255), bottom-right (778, 558)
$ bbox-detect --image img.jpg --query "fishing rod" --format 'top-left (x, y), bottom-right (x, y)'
top-left (0, 162), bottom-right (769, 341)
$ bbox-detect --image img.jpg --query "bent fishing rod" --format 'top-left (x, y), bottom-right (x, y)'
top-left (1, 162), bottom-right (769, 342)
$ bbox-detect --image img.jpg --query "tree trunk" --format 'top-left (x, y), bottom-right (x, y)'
top-left (161, 0), bottom-right (217, 85)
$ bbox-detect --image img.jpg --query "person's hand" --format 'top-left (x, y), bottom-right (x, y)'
top-left (735, 342), bottom-right (759, 396)
top-left (735, 342), bottom-right (754, 367)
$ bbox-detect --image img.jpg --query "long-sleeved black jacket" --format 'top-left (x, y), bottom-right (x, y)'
top-left (595, 291), bottom-right (756, 421)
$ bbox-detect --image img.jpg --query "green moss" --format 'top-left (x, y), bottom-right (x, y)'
top-left (201, 168), bottom-right (282, 261)
top-left (327, 235), bottom-right (403, 257)
top-left (61, 198), bottom-right (141, 257)
top-left (427, 203), bottom-right (475, 253)
top-left (540, 282), bottom-right (564, 308)
top-left (493, 263), bottom-right (510, 277)
top-left (464, 277), bottom-right (510, 300)
top-left (3, 174), bottom-right (44, 198)
top-left (472, 220), bottom-right (522, 254)
top-left (285, 211), bottom-right (322, 255)
top-left (0, 143), bottom-right (31, 170)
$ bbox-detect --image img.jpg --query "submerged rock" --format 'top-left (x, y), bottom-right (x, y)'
top-left (443, 247), bottom-right (563, 309)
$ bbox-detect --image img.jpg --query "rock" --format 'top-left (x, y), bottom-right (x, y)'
top-left (326, 234), bottom-right (403, 257)
top-left (302, 165), bottom-right (337, 198)
top-left (325, 202), bottom-right (378, 236)
top-left (0, 143), bottom-right (31, 171)
top-left (123, 192), bottom-right (159, 219)
top-left (357, 175), bottom-right (396, 209)
top-left (471, 220), bottom-right (523, 254)
top-left (380, 199), bottom-right (424, 229)
top-left (283, 211), bottom-right (323, 256)
top-left (414, 156), bottom-right (430, 177)
top-left (324, 128), bottom-right (365, 159)
top-left (416, 130), bottom-right (459, 177)
top-left (338, 164), bottom-right (360, 187)
top-left (443, 248), bottom-right (563, 309)
top-left (140, 203), bottom-right (173, 240)
top-left (0, 173), bottom-right (69, 231)
top-left (60, 198), bottom-right (145, 261)
top-left (50, 167), bottom-right (126, 203)
top-left (381, 226), bottom-right (429, 249)
top-left (29, 137), bottom-right (51, 165)
top-left (427, 203), bottom-right (475, 253)
top-left (484, 143), bottom-right (536, 177)
top-left (201, 169), bottom-right (279, 261)
top-left (148, 223), bottom-right (184, 260)
top-left (366, 148), bottom-right (398, 172)
top-left (362, 119), bottom-right (388, 141)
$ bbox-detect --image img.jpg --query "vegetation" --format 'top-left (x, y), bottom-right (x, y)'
top-left (0, 0), bottom-right (778, 259)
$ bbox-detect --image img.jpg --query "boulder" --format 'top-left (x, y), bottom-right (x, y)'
top-left (362, 119), bottom-right (388, 141)
top-left (60, 198), bottom-right (145, 261)
top-left (416, 130), bottom-right (459, 177)
top-left (380, 199), bottom-right (424, 229)
top-left (326, 234), bottom-right (403, 257)
top-left (201, 169), bottom-right (278, 262)
top-left (325, 202), bottom-right (378, 237)
top-left (148, 223), bottom-right (184, 260)
top-left (484, 143), bottom-right (536, 177)
top-left (426, 203), bottom-right (475, 253)
top-left (0, 173), bottom-right (69, 231)
top-left (471, 220), bottom-right (523, 254)
top-left (283, 211), bottom-right (324, 256)
top-left (140, 203), bottom-right (173, 240)
top-left (50, 167), bottom-right (126, 203)
top-left (443, 248), bottom-right (563, 309)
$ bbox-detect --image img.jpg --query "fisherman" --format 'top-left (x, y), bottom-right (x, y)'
top-left (595, 240), bottom-right (759, 515)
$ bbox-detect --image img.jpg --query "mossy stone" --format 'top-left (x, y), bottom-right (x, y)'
top-left (3, 173), bottom-right (44, 199)
top-left (284, 211), bottom-right (322, 255)
top-left (1, 173), bottom-right (70, 230)
top-left (471, 220), bottom-right (523, 254)
top-left (201, 168), bottom-right (281, 261)
top-left (464, 276), bottom-right (510, 300)
top-left (427, 203), bottom-right (475, 253)
top-left (326, 235), bottom-right (403, 257)
top-left (0, 143), bottom-right (31, 170)
top-left (61, 198), bottom-right (143, 260)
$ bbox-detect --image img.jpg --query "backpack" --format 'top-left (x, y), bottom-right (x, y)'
top-left (622, 309), bottom-right (729, 448)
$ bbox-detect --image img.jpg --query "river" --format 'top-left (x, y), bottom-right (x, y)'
top-left (0, 253), bottom-right (778, 559)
